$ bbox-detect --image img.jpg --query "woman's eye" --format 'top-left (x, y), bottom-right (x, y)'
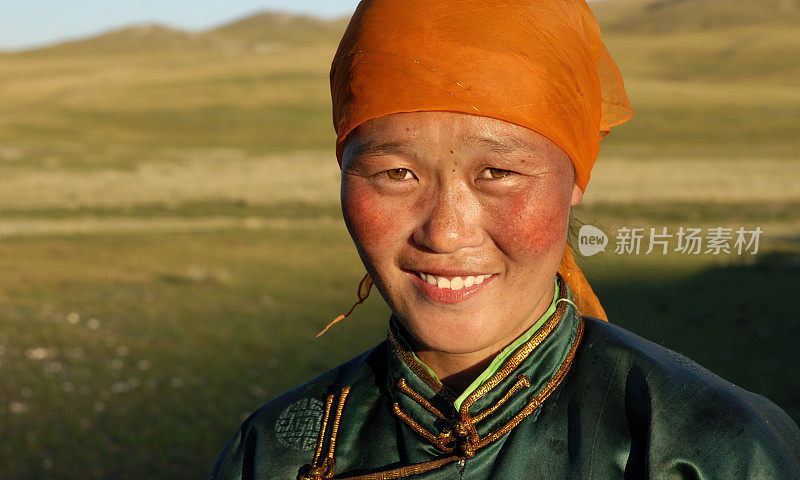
top-left (383, 168), bottom-right (414, 180)
top-left (480, 168), bottom-right (513, 179)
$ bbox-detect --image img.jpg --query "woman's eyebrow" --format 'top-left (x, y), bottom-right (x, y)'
top-left (350, 135), bottom-right (530, 158)
top-left (468, 134), bottom-right (529, 154)
top-left (352, 140), bottom-right (412, 157)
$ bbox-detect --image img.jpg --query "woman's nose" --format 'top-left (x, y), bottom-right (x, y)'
top-left (412, 188), bottom-right (483, 254)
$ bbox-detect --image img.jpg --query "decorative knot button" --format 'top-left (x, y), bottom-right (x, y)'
top-left (297, 458), bottom-right (334, 480)
top-left (452, 421), bottom-right (476, 458)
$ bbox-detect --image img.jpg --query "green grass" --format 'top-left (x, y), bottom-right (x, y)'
top-left (0, 226), bottom-right (390, 479)
top-left (1, 104), bottom-right (332, 153)
top-left (574, 200), bottom-right (800, 224)
top-left (0, 200), bottom-right (342, 220)
top-left (601, 103), bottom-right (800, 159)
top-left (1, 224), bottom-right (797, 479)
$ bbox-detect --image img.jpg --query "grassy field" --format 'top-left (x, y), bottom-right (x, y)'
top-left (1, 0), bottom-right (799, 478)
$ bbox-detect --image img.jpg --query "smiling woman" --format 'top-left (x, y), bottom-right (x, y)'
top-left (340, 113), bottom-right (581, 392)
top-left (208, 0), bottom-right (800, 479)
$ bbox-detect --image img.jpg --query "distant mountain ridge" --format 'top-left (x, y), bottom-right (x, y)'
top-left (10, 0), bottom-right (800, 54)
top-left (35, 23), bottom-right (225, 54)
top-left (14, 11), bottom-right (349, 55)
top-left (209, 11), bottom-right (348, 45)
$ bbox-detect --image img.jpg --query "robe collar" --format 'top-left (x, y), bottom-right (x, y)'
top-left (386, 274), bottom-right (584, 459)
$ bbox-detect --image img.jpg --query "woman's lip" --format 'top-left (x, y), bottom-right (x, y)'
top-left (405, 270), bottom-right (495, 305)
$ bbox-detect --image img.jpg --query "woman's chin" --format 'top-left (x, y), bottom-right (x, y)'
top-left (399, 313), bottom-right (504, 356)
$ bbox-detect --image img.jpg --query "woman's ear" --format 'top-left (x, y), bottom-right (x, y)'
top-left (570, 183), bottom-right (583, 207)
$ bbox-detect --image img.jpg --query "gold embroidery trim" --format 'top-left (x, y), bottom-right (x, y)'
top-left (397, 378), bottom-right (448, 420)
top-left (327, 386), bottom-right (350, 464)
top-left (376, 316), bottom-right (584, 479)
top-left (472, 374), bottom-right (530, 423)
top-left (312, 394), bottom-right (335, 468)
top-left (336, 455), bottom-right (460, 480)
top-left (301, 387), bottom-right (351, 480)
top-left (391, 402), bottom-right (440, 446)
top-left (388, 326), bottom-right (457, 404)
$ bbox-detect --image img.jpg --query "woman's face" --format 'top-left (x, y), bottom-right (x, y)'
top-left (341, 111), bottom-right (582, 358)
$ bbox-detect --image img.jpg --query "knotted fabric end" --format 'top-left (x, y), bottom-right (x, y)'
top-left (316, 274), bottom-right (373, 337)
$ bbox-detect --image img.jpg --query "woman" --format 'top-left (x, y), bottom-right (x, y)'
top-left (209, 0), bottom-right (800, 478)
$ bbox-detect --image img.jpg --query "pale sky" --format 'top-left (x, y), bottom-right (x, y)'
top-left (0, 0), bottom-right (362, 51)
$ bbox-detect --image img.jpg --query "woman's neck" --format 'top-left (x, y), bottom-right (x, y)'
top-left (412, 279), bottom-right (557, 396)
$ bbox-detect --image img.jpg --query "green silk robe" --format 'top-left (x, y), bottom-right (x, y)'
top-left (209, 280), bottom-right (800, 479)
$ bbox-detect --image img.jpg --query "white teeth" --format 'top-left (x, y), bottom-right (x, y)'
top-left (418, 272), bottom-right (491, 290)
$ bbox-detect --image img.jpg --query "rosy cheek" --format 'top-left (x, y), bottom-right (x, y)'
top-left (488, 188), bottom-right (569, 256)
top-left (342, 182), bottom-right (405, 258)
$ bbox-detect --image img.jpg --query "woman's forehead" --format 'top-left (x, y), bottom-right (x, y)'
top-left (343, 111), bottom-right (571, 163)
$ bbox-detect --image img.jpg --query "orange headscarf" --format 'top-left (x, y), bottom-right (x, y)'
top-left (322, 0), bottom-right (633, 334)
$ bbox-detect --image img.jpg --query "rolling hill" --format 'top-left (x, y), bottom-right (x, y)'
top-left (591, 0), bottom-right (800, 33)
top-left (31, 23), bottom-right (227, 55)
top-left (208, 11), bottom-right (349, 45)
top-left (19, 11), bottom-right (349, 55)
